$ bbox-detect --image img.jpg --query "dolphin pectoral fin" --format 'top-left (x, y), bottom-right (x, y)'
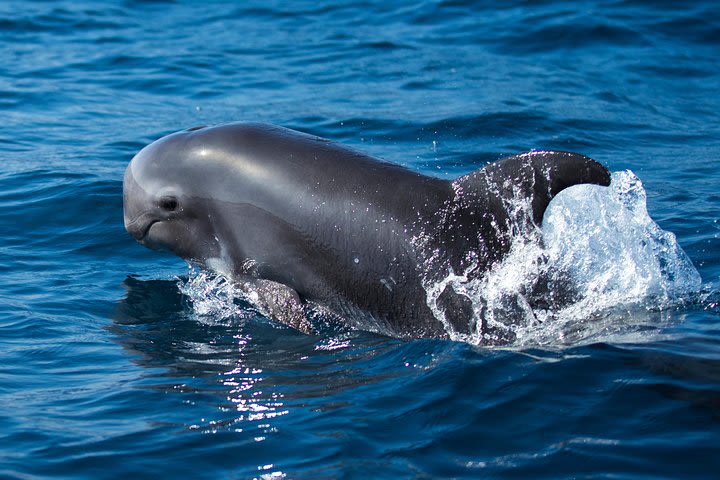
top-left (236, 277), bottom-right (314, 334)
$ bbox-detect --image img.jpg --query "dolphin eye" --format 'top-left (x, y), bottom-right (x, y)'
top-left (159, 196), bottom-right (179, 212)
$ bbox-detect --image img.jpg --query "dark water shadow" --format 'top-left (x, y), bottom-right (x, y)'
top-left (109, 275), bottom-right (408, 429)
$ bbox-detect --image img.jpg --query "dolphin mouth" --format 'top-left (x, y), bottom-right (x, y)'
top-left (125, 214), bottom-right (159, 242)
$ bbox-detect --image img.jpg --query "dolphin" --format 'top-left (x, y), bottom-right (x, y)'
top-left (123, 122), bottom-right (610, 338)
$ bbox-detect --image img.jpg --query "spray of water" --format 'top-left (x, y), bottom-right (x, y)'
top-left (424, 170), bottom-right (701, 346)
top-left (178, 266), bottom-right (354, 334)
top-left (177, 267), bottom-right (255, 325)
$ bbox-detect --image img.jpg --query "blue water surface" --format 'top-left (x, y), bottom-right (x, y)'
top-left (1, 1), bottom-right (720, 478)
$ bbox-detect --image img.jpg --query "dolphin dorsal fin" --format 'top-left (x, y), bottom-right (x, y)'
top-left (454, 151), bottom-right (611, 226)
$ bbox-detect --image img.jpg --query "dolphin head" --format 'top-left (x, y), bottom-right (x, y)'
top-left (124, 122), bottom-right (391, 296)
top-left (123, 123), bottom-right (305, 279)
top-left (123, 127), bottom-right (223, 263)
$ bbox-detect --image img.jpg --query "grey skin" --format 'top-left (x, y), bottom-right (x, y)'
top-left (123, 122), bottom-right (610, 338)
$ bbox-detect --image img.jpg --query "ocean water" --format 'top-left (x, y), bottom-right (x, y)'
top-left (1, 1), bottom-right (720, 478)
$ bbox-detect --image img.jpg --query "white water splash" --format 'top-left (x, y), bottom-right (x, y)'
top-left (177, 266), bottom-right (254, 324)
top-left (178, 266), bottom-right (353, 334)
top-left (542, 170), bottom-right (699, 309)
top-left (426, 170), bottom-right (702, 346)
